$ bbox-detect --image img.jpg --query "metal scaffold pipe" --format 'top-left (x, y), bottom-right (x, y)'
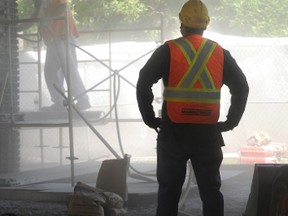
top-left (64, 3), bottom-right (77, 187)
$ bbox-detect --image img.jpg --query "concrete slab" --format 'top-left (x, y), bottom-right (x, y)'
top-left (0, 163), bottom-right (255, 216)
top-left (0, 162), bottom-right (246, 204)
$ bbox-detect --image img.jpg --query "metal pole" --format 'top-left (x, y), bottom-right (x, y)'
top-left (108, 32), bottom-right (112, 119)
top-left (53, 84), bottom-right (121, 159)
top-left (7, 16), bottom-right (14, 121)
top-left (64, 4), bottom-right (77, 187)
top-left (59, 127), bottom-right (64, 166)
top-left (40, 129), bottom-right (44, 167)
top-left (37, 28), bottom-right (42, 109)
top-left (160, 13), bottom-right (164, 43)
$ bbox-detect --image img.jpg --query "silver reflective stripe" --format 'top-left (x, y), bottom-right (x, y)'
top-left (174, 38), bottom-right (195, 62)
top-left (163, 89), bottom-right (220, 100)
top-left (180, 40), bottom-right (215, 88)
top-left (201, 69), bottom-right (213, 89)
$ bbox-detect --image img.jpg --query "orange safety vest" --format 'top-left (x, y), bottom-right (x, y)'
top-left (40, 0), bottom-right (79, 44)
top-left (164, 35), bottom-right (224, 124)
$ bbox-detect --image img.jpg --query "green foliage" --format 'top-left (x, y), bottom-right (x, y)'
top-left (70, 0), bottom-right (105, 29)
top-left (17, 0), bottom-right (34, 19)
top-left (106, 0), bottom-right (147, 22)
top-left (209, 0), bottom-right (288, 36)
top-left (17, 0), bottom-right (288, 37)
top-left (70, 0), bottom-right (148, 29)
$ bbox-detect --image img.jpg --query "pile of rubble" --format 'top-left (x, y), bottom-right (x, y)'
top-left (240, 131), bottom-right (288, 164)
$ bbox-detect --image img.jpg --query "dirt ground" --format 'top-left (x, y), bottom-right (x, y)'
top-left (0, 165), bottom-right (253, 216)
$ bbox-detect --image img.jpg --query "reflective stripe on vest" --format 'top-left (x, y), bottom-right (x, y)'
top-left (164, 38), bottom-right (219, 102)
top-left (164, 36), bottom-right (224, 124)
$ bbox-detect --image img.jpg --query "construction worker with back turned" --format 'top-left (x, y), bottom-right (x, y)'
top-left (136, 0), bottom-right (249, 216)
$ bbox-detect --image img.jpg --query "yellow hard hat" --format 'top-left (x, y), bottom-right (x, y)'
top-left (179, 0), bottom-right (210, 29)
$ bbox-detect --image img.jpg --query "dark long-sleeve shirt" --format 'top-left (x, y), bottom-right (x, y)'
top-left (137, 37), bottom-right (249, 148)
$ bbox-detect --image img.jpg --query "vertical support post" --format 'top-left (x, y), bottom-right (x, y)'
top-left (35, 128), bottom-right (49, 168)
top-left (64, 3), bottom-right (77, 187)
top-left (59, 127), bottom-right (64, 166)
top-left (160, 13), bottom-right (164, 44)
top-left (40, 129), bottom-right (44, 167)
top-left (37, 27), bottom-right (42, 109)
top-left (108, 31), bottom-right (112, 120)
top-left (7, 15), bottom-right (14, 120)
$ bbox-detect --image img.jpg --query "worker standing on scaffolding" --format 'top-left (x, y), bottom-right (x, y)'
top-left (39, 0), bottom-right (90, 111)
top-left (136, 0), bottom-right (249, 215)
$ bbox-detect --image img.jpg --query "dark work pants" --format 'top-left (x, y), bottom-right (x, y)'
top-left (156, 141), bottom-right (224, 216)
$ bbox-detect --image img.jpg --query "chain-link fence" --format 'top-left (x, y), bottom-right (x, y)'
top-left (15, 32), bottom-right (288, 172)
top-left (208, 32), bottom-right (288, 164)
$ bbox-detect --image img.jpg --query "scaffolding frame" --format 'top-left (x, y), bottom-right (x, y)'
top-left (0, 6), bottom-right (164, 186)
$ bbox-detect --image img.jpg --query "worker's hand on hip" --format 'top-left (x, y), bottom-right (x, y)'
top-left (217, 121), bottom-right (234, 132)
top-left (148, 117), bottom-right (162, 132)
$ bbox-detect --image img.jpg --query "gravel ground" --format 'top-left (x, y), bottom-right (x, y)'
top-left (0, 201), bottom-right (68, 216)
top-left (0, 200), bottom-right (156, 216)
top-left (0, 166), bottom-right (253, 216)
